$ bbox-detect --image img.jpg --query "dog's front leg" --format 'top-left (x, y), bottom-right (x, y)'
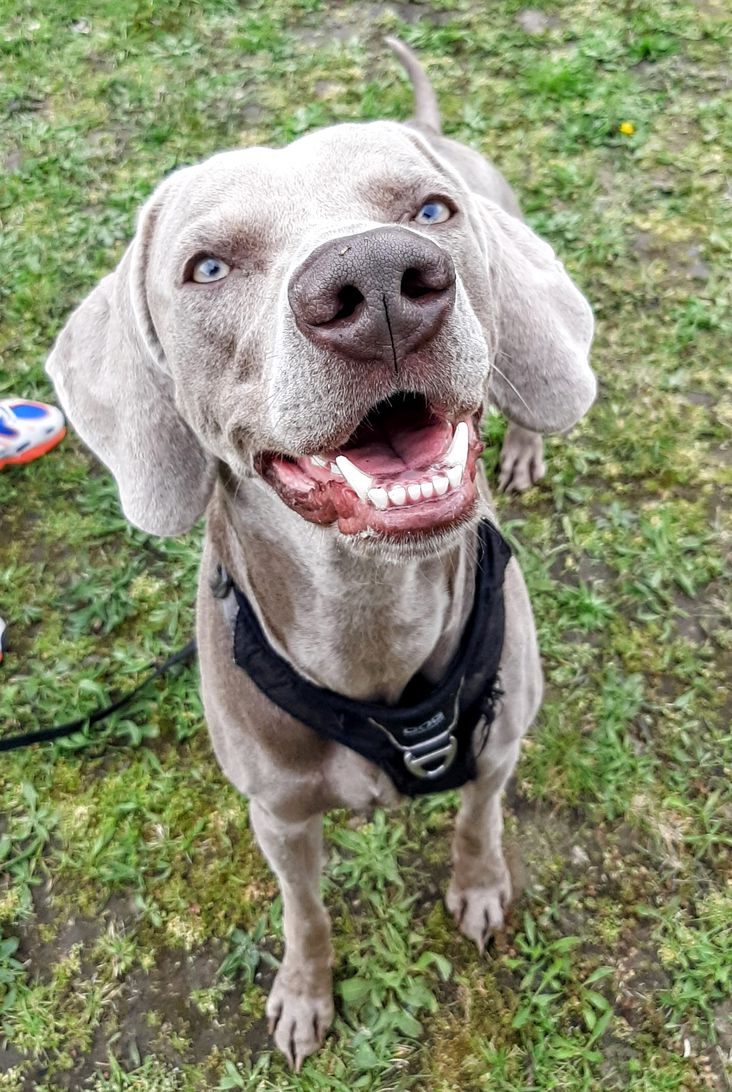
top-left (446, 740), bottom-right (519, 953)
top-left (249, 800), bottom-right (334, 1070)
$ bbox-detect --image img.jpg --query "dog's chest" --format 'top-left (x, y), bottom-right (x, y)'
top-left (279, 560), bottom-right (471, 704)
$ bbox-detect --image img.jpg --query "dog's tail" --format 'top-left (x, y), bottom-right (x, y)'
top-left (385, 36), bottom-right (442, 134)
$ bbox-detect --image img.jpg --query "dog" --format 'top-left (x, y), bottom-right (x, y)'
top-left (46, 38), bottom-right (595, 1069)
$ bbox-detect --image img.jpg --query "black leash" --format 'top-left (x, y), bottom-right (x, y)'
top-left (0, 639), bottom-right (197, 753)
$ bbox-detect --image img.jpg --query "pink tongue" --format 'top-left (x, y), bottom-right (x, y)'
top-left (341, 419), bottom-right (452, 477)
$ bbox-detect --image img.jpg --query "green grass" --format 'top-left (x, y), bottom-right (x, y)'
top-left (1, 0), bottom-right (731, 1088)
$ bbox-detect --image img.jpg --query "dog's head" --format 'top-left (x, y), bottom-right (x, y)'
top-left (47, 121), bottom-right (594, 552)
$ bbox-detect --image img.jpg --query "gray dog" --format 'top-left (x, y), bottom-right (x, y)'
top-left (47, 39), bottom-right (595, 1069)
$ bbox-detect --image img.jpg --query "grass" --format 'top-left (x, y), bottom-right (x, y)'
top-left (0, 0), bottom-right (730, 1088)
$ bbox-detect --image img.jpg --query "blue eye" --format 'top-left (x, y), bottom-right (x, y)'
top-left (414, 200), bottom-right (452, 226)
top-left (191, 256), bottom-right (231, 283)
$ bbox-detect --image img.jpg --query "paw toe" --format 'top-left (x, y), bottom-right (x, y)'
top-left (498, 428), bottom-right (546, 493)
top-left (447, 876), bottom-right (512, 952)
top-left (267, 976), bottom-right (334, 1070)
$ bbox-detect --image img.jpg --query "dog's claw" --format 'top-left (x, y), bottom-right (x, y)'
top-left (479, 908), bottom-right (498, 955)
top-left (446, 871), bottom-right (512, 952)
top-left (498, 424), bottom-right (546, 493)
top-left (266, 968), bottom-right (334, 1071)
top-left (267, 1003), bottom-right (282, 1036)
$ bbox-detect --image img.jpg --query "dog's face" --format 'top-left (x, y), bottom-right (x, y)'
top-left (152, 123), bottom-right (490, 546)
top-left (47, 120), bottom-right (595, 551)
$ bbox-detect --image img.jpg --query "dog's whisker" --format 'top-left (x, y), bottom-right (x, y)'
top-left (490, 357), bottom-right (533, 414)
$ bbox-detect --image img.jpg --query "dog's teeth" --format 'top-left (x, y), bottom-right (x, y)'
top-left (389, 485), bottom-right (407, 506)
top-left (335, 455), bottom-right (372, 501)
top-left (446, 464), bottom-right (463, 489)
top-left (433, 474), bottom-right (449, 496)
top-left (421, 480), bottom-right (434, 500)
top-left (330, 462), bottom-right (343, 477)
top-left (444, 420), bottom-right (469, 470)
top-left (407, 483), bottom-right (422, 502)
top-left (310, 455), bottom-right (328, 469)
top-left (368, 487), bottom-right (388, 510)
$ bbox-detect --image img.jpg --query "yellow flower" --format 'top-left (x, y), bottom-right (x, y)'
top-left (619, 121), bottom-right (635, 135)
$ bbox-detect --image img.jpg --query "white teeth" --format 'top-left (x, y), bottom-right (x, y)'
top-left (335, 455), bottom-right (373, 501)
top-left (363, 470), bottom-right (464, 509)
top-left (310, 455), bottom-right (328, 469)
top-left (368, 487), bottom-right (388, 510)
top-left (444, 420), bottom-right (469, 470)
top-left (336, 425), bottom-right (470, 511)
top-left (446, 464), bottom-right (463, 489)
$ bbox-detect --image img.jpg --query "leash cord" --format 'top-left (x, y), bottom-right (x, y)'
top-left (0, 639), bottom-right (197, 753)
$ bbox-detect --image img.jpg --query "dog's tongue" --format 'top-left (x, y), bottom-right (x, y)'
top-left (339, 411), bottom-right (452, 478)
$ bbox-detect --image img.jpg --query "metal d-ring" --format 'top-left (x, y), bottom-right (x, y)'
top-left (367, 682), bottom-right (463, 780)
top-left (404, 734), bottom-right (458, 779)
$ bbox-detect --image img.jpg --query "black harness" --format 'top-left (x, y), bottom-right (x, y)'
top-left (228, 521), bottom-right (511, 797)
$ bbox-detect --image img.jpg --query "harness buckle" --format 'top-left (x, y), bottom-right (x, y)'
top-left (404, 733), bottom-right (458, 779)
top-left (368, 681), bottom-right (463, 782)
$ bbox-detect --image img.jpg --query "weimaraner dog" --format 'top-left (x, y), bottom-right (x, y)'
top-left (47, 39), bottom-right (595, 1069)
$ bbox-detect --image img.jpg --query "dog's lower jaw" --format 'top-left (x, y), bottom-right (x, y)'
top-left (336, 497), bottom-right (482, 564)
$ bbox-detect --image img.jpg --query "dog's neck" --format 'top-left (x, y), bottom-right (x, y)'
top-left (209, 474), bottom-right (488, 703)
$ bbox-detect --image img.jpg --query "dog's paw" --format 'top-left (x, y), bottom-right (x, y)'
top-left (446, 871), bottom-right (512, 953)
top-left (498, 424), bottom-right (546, 493)
top-left (266, 968), bottom-right (334, 1072)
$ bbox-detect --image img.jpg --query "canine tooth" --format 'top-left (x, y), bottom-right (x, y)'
top-left (407, 483), bottom-right (422, 502)
top-left (368, 487), bottom-right (388, 510)
top-left (433, 474), bottom-right (449, 496)
top-left (330, 462), bottom-right (343, 477)
top-left (335, 455), bottom-right (372, 501)
top-left (421, 480), bottom-right (434, 500)
top-left (389, 485), bottom-right (407, 506)
top-left (444, 420), bottom-right (469, 469)
top-left (446, 465), bottom-right (463, 489)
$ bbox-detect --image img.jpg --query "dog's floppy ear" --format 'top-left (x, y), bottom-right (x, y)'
top-left (46, 182), bottom-right (216, 536)
top-left (473, 195), bottom-right (596, 434)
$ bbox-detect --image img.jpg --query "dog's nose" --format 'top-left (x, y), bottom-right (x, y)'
top-left (288, 227), bottom-right (456, 362)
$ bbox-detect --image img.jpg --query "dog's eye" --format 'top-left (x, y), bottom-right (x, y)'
top-left (414, 200), bottom-right (452, 226)
top-left (191, 257), bottom-right (231, 283)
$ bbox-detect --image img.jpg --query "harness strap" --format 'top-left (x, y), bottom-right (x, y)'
top-left (227, 520), bottom-right (511, 797)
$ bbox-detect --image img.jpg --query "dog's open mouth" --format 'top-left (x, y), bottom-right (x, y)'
top-left (258, 393), bottom-right (483, 537)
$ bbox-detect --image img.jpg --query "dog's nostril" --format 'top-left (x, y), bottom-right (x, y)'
top-left (401, 267), bottom-right (439, 301)
top-left (331, 284), bottom-right (365, 322)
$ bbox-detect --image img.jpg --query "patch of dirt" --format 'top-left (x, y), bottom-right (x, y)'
top-left (9, 885), bottom-right (274, 1089)
top-left (296, 0), bottom-right (456, 48)
top-left (516, 9), bottom-right (562, 35)
top-left (632, 232), bottom-right (712, 284)
top-left (15, 937), bottom-right (270, 1090)
top-left (674, 580), bottom-right (730, 646)
top-left (3, 149), bottom-right (23, 172)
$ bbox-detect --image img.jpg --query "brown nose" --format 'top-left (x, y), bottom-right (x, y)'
top-left (288, 227), bottom-right (456, 362)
